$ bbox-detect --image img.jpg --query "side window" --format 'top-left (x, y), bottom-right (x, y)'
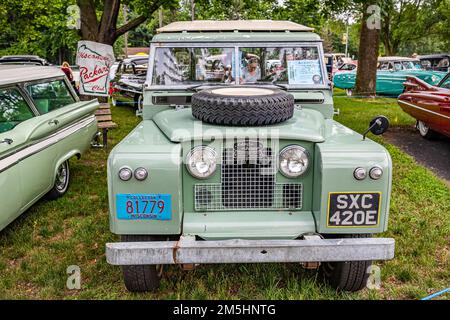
top-left (27, 79), bottom-right (75, 114)
top-left (393, 62), bottom-right (403, 71)
top-left (0, 87), bottom-right (35, 133)
top-left (123, 63), bottom-right (134, 75)
top-left (378, 62), bottom-right (389, 70)
top-left (440, 76), bottom-right (450, 89)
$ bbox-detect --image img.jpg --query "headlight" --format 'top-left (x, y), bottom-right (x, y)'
top-left (134, 167), bottom-right (148, 181)
top-left (118, 167), bottom-right (132, 181)
top-left (279, 145), bottom-right (309, 177)
top-left (369, 166), bottom-right (383, 180)
top-left (354, 167), bottom-right (367, 180)
top-left (186, 146), bottom-right (217, 179)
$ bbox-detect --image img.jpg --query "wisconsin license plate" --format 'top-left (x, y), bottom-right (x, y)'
top-left (116, 194), bottom-right (172, 220)
top-left (327, 192), bottom-right (381, 227)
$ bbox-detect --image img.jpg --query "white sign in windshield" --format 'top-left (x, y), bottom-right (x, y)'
top-left (287, 60), bottom-right (322, 85)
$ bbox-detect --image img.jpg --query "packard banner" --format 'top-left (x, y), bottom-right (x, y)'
top-left (76, 40), bottom-right (115, 96)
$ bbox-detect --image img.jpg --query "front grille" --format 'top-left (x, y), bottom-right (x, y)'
top-left (194, 140), bottom-right (303, 211)
top-left (221, 145), bottom-right (274, 208)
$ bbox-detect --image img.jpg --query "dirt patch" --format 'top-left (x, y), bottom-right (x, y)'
top-left (384, 125), bottom-right (450, 185)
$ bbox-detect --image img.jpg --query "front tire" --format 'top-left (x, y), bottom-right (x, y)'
top-left (46, 160), bottom-right (70, 200)
top-left (417, 120), bottom-right (437, 139)
top-left (134, 94), bottom-right (143, 115)
top-left (320, 234), bottom-right (372, 292)
top-left (121, 235), bottom-right (165, 292)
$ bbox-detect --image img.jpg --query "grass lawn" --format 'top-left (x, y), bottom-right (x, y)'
top-left (0, 96), bottom-right (448, 300)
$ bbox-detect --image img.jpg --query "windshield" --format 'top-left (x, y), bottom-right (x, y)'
top-left (238, 46), bottom-right (324, 85)
top-left (150, 44), bottom-right (325, 87)
top-left (152, 47), bottom-right (234, 85)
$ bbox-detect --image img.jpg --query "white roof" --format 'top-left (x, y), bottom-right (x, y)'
top-left (378, 56), bottom-right (419, 62)
top-left (0, 65), bottom-right (64, 86)
top-left (157, 20), bottom-right (313, 33)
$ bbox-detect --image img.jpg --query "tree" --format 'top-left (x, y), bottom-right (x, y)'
top-left (0, 0), bottom-right (80, 63)
top-left (380, 0), bottom-right (448, 56)
top-left (77, 0), bottom-right (176, 45)
top-left (354, 2), bottom-right (380, 96)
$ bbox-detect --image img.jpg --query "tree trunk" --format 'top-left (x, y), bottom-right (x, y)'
top-left (77, 0), bottom-right (162, 46)
top-left (354, 3), bottom-right (380, 97)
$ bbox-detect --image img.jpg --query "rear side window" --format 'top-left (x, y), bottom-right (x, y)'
top-left (0, 87), bottom-right (35, 133)
top-left (27, 79), bottom-right (75, 114)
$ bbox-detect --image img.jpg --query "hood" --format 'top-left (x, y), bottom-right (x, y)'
top-left (153, 108), bottom-right (325, 143)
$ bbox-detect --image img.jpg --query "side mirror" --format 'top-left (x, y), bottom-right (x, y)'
top-left (363, 115), bottom-right (389, 140)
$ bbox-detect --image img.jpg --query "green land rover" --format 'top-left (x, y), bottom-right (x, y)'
top-left (105, 20), bottom-right (395, 293)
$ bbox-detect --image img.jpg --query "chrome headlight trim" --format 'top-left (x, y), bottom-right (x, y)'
top-left (186, 146), bottom-right (217, 179)
top-left (279, 145), bottom-right (310, 178)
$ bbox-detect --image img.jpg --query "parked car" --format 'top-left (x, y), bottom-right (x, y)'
top-left (333, 56), bottom-right (447, 96)
top-left (324, 53), bottom-right (353, 81)
top-left (105, 20), bottom-right (395, 293)
top-left (418, 54), bottom-right (450, 73)
top-left (0, 65), bottom-right (99, 231)
top-left (335, 61), bottom-right (358, 73)
top-left (398, 73), bottom-right (450, 138)
top-left (110, 55), bottom-right (148, 114)
top-left (0, 55), bottom-right (50, 66)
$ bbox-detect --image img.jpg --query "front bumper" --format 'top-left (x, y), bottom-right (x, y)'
top-left (106, 237), bottom-right (395, 265)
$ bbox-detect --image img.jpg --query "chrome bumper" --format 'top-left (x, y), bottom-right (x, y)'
top-left (106, 237), bottom-right (395, 265)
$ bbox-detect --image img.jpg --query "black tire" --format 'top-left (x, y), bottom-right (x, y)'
top-left (191, 86), bottom-right (294, 126)
top-left (121, 235), bottom-right (165, 292)
top-left (134, 93), bottom-right (143, 113)
top-left (320, 234), bottom-right (372, 292)
top-left (417, 120), bottom-right (438, 139)
top-left (46, 160), bottom-right (70, 200)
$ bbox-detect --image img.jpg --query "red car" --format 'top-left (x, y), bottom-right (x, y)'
top-left (398, 73), bottom-right (450, 138)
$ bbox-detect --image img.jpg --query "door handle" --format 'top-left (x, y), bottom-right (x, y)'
top-left (0, 138), bottom-right (13, 145)
top-left (48, 119), bottom-right (59, 126)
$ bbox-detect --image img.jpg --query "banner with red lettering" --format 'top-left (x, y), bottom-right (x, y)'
top-left (76, 41), bottom-right (115, 96)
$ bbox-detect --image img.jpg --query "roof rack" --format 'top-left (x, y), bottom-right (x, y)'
top-left (157, 20), bottom-right (314, 33)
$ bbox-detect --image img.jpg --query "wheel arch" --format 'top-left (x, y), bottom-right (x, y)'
top-left (52, 149), bottom-right (81, 181)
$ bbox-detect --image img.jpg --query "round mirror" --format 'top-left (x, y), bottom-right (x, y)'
top-left (369, 115), bottom-right (390, 135)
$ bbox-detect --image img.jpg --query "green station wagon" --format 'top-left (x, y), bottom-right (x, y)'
top-left (0, 65), bottom-right (98, 231)
top-left (105, 20), bottom-right (395, 293)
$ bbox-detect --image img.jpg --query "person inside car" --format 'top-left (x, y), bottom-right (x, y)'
top-left (222, 64), bottom-right (233, 83)
top-left (240, 57), bottom-right (261, 84)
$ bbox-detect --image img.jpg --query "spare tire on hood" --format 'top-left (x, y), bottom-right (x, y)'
top-left (191, 86), bottom-right (294, 126)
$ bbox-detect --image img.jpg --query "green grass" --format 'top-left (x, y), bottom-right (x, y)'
top-left (0, 98), bottom-right (448, 300)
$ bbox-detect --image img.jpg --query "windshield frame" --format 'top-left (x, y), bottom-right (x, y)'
top-left (146, 42), bottom-right (329, 90)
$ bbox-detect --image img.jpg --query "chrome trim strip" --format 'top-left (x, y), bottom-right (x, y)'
top-left (0, 115), bottom-right (96, 173)
top-left (399, 100), bottom-right (450, 120)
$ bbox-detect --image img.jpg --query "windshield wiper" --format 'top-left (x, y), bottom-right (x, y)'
top-left (256, 81), bottom-right (289, 90)
top-left (186, 83), bottom-right (227, 92)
